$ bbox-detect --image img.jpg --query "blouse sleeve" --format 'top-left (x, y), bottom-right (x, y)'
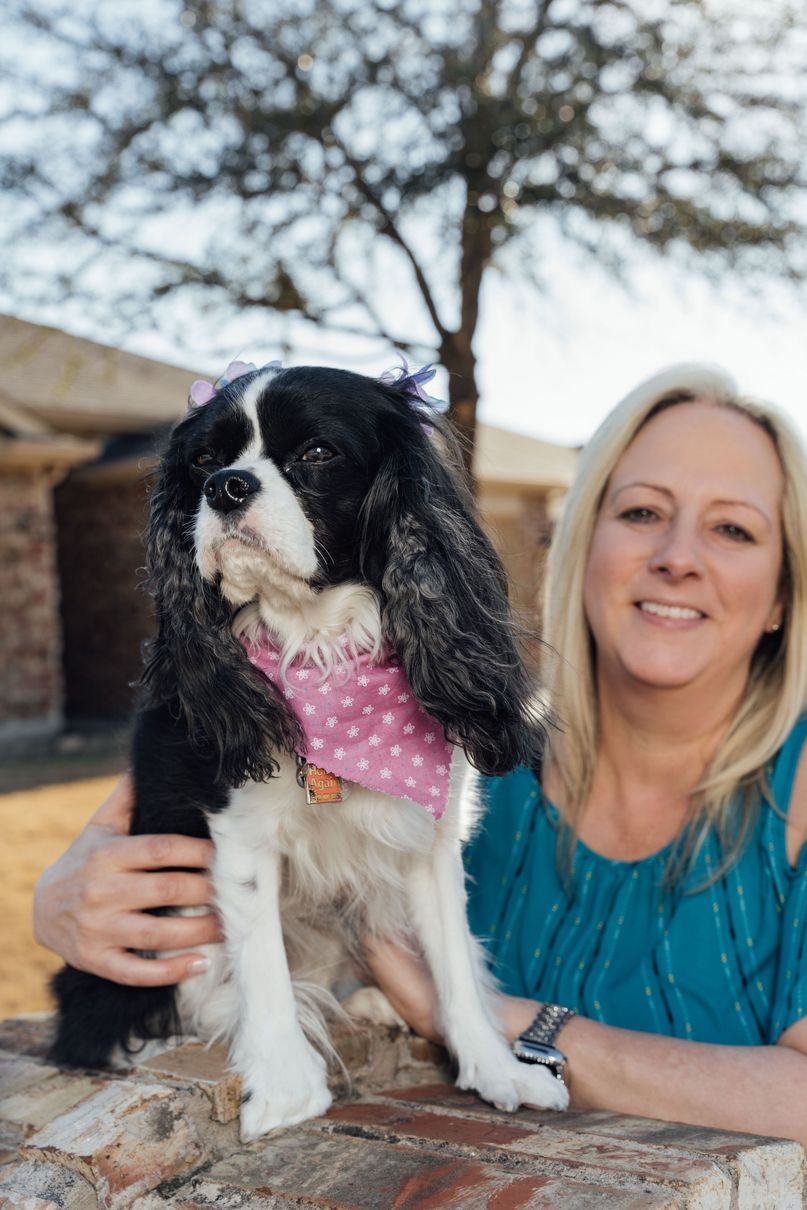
top-left (769, 716), bottom-right (807, 1040)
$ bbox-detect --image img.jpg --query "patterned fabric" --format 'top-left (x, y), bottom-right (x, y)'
top-left (465, 716), bottom-right (807, 1044)
top-left (244, 634), bottom-right (453, 818)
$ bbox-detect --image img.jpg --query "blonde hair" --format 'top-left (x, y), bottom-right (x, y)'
top-left (542, 364), bottom-right (807, 874)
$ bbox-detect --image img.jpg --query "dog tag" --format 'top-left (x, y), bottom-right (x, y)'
top-left (304, 765), bottom-right (345, 805)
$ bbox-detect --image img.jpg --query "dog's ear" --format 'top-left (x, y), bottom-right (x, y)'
top-left (360, 419), bottom-right (547, 775)
top-left (140, 436), bottom-right (301, 786)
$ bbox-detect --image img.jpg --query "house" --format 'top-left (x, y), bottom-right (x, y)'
top-left (0, 314), bottom-right (578, 745)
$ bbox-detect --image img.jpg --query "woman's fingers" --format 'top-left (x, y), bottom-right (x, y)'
top-left (121, 911), bottom-right (223, 953)
top-left (101, 949), bottom-right (213, 988)
top-left (137, 871), bottom-right (217, 910)
top-left (92, 871), bottom-right (214, 909)
top-left (106, 832), bottom-right (216, 875)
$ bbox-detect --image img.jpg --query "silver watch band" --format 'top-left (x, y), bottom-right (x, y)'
top-left (519, 1002), bottom-right (576, 1048)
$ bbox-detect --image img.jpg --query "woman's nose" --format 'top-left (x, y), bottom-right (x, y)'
top-left (648, 520), bottom-right (703, 578)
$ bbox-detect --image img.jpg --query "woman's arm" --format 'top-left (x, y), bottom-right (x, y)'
top-left (33, 774), bottom-right (222, 986)
top-left (551, 1013), bottom-right (807, 1145)
top-left (365, 937), bottom-right (807, 1147)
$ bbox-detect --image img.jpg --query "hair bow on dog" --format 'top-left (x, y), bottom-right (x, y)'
top-left (189, 359), bottom-right (283, 409)
top-left (379, 357), bottom-right (442, 434)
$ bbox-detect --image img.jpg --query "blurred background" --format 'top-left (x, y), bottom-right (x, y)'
top-left (0, 0), bottom-right (805, 1017)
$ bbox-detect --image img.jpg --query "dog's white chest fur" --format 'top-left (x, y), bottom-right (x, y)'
top-left (219, 752), bottom-right (459, 939)
top-left (177, 751), bottom-right (468, 1039)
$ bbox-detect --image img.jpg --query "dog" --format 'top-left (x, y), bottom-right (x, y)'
top-left (50, 360), bottom-right (568, 1139)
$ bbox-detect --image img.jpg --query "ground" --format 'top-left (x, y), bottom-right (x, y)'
top-left (0, 767), bottom-right (123, 1018)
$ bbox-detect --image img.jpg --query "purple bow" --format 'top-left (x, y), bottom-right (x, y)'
top-left (189, 359), bottom-right (282, 409)
top-left (379, 357), bottom-right (442, 435)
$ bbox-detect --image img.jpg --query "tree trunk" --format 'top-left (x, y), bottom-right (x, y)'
top-left (440, 201), bottom-right (491, 482)
top-left (442, 337), bottom-right (479, 482)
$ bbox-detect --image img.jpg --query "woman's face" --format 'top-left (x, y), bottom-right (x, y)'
top-left (583, 402), bottom-right (785, 699)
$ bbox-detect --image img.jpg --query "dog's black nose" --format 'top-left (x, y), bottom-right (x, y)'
top-left (203, 469), bottom-right (261, 514)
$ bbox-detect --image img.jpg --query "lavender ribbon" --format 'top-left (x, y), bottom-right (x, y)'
top-left (189, 359), bottom-right (282, 409)
top-left (379, 357), bottom-right (443, 435)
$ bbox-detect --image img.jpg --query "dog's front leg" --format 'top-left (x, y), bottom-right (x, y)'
top-left (407, 836), bottom-right (568, 1113)
top-left (208, 793), bottom-right (332, 1141)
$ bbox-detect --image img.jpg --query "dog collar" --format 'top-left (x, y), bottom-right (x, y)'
top-left (242, 632), bottom-right (452, 818)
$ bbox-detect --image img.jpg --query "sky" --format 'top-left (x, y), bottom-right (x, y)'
top-left (476, 253), bottom-right (807, 449)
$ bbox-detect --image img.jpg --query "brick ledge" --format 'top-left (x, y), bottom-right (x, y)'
top-left (0, 1014), bottom-right (804, 1208)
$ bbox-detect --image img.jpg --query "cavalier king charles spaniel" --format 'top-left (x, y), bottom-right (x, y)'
top-left (50, 360), bottom-right (567, 1139)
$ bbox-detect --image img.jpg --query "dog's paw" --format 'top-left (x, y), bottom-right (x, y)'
top-left (240, 1079), bottom-right (333, 1142)
top-left (238, 1041), bottom-right (332, 1142)
top-left (457, 1053), bottom-right (568, 1113)
top-left (341, 986), bottom-right (407, 1029)
top-left (511, 1061), bottom-right (569, 1112)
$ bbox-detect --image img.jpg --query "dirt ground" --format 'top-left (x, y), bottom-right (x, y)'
top-left (0, 773), bottom-right (123, 1018)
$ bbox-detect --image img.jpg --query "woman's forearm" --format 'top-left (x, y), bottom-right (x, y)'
top-left (500, 996), bottom-right (807, 1146)
top-left (367, 943), bottom-right (807, 1147)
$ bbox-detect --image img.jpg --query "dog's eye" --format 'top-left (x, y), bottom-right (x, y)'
top-left (300, 445), bottom-right (335, 463)
top-left (192, 448), bottom-right (217, 468)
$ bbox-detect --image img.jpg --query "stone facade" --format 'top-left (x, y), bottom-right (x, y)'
top-left (0, 1014), bottom-right (804, 1209)
top-left (0, 471), bottom-right (63, 741)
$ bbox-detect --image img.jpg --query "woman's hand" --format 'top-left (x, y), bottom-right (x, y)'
top-left (33, 774), bottom-right (222, 986)
top-left (362, 935), bottom-right (443, 1043)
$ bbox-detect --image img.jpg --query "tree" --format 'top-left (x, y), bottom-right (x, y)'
top-left (1, 0), bottom-right (805, 457)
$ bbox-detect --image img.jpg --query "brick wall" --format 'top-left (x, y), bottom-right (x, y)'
top-left (0, 1014), bottom-right (804, 1208)
top-left (0, 470), bottom-right (63, 738)
top-left (55, 473), bottom-right (154, 721)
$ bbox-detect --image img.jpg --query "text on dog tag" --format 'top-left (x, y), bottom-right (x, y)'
top-left (304, 765), bottom-right (345, 804)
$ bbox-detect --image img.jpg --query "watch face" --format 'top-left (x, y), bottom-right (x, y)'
top-left (512, 1038), bottom-right (567, 1082)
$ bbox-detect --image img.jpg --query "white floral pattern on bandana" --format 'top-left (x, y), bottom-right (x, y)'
top-left (243, 633), bottom-right (453, 819)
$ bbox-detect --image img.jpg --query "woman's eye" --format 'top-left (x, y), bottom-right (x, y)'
top-left (718, 523), bottom-right (753, 543)
top-left (300, 445), bottom-right (335, 463)
top-left (619, 507), bottom-right (657, 523)
top-left (192, 449), bottom-right (217, 468)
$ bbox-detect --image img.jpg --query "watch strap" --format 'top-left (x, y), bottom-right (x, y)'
top-left (518, 1002), bottom-right (576, 1048)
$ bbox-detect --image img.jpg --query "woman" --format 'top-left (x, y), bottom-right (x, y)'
top-left (34, 365), bottom-right (807, 1143)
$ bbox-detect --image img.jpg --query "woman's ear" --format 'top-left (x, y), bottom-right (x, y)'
top-left (140, 445), bottom-right (301, 786)
top-left (360, 428), bottom-right (547, 775)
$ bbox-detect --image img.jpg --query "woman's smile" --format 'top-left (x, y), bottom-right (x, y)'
top-left (634, 599), bottom-right (707, 627)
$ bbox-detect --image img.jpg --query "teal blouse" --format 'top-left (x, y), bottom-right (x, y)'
top-left (464, 717), bottom-right (807, 1045)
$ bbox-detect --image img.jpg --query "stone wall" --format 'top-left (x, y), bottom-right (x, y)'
top-left (0, 470), bottom-right (63, 741)
top-left (0, 1014), bottom-right (804, 1209)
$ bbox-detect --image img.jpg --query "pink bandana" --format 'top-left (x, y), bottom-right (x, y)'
top-left (243, 633), bottom-right (453, 818)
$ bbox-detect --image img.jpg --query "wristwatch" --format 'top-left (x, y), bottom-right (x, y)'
top-left (512, 1002), bottom-right (576, 1084)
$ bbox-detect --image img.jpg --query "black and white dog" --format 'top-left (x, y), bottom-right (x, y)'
top-left (51, 361), bottom-right (567, 1139)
